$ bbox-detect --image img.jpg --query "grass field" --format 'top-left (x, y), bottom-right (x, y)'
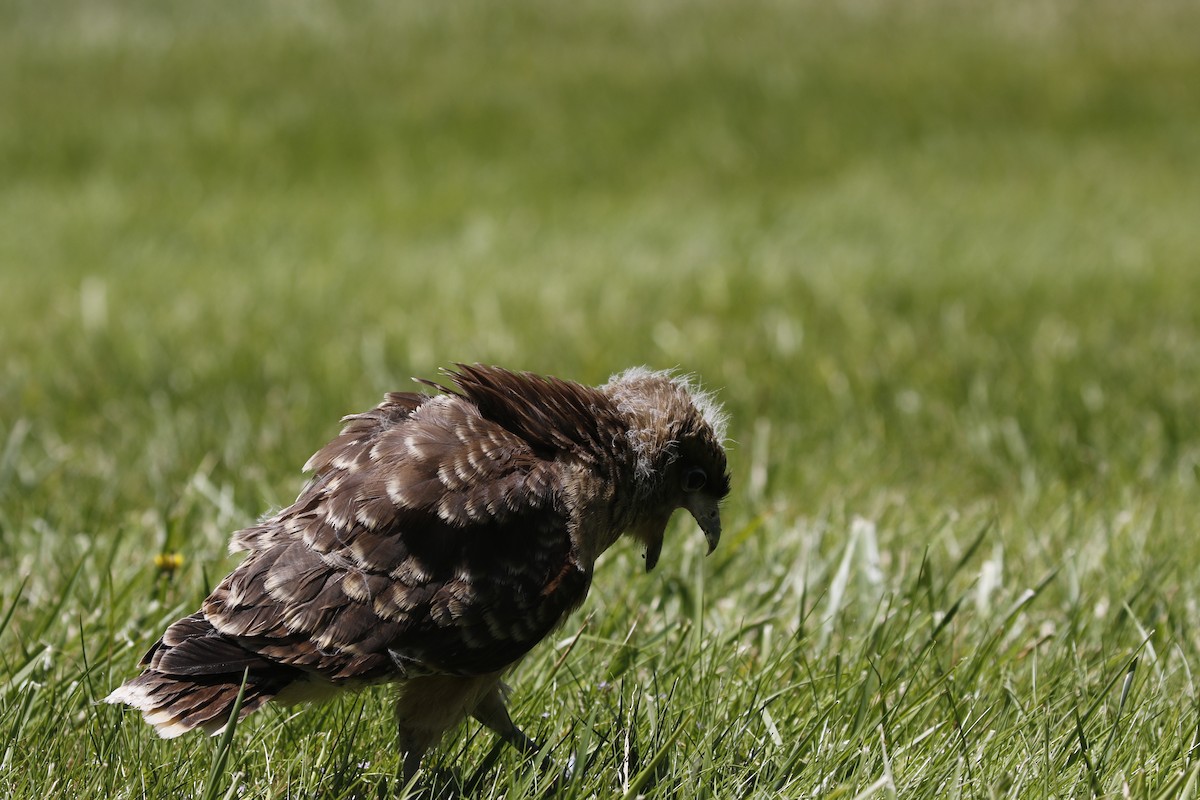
top-left (3, 0), bottom-right (1200, 797)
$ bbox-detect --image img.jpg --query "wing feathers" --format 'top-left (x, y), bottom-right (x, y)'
top-left (113, 370), bottom-right (608, 738)
top-left (302, 392), bottom-right (427, 474)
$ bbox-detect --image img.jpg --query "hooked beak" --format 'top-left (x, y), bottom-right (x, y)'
top-left (685, 494), bottom-right (722, 556)
top-left (636, 497), bottom-right (723, 573)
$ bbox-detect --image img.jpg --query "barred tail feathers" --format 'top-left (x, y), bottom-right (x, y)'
top-left (105, 612), bottom-right (298, 737)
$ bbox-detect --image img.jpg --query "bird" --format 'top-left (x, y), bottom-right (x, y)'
top-left (105, 364), bottom-right (730, 781)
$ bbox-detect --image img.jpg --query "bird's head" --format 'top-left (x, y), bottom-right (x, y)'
top-left (602, 368), bottom-right (731, 572)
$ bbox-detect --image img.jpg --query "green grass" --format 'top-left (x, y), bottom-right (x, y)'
top-left (3, 0), bottom-right (1200, 796)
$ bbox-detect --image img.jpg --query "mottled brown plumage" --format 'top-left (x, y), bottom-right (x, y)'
top-left (106, 365), bottom-right (730, 780)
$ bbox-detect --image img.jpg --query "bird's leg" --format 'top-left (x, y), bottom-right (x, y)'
top-left (471, 684), bottom-right (538, 755)
top-left (470, 687), bottom-right (581, 794)
top-left (396, 726), bottom-right (430, 786)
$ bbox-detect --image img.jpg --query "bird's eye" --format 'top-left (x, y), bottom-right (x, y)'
top-left (682, 467), bottom-right (707, 493)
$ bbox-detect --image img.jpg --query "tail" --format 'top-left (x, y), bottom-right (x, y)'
top-left (105, 612), bottom-right (300, 737)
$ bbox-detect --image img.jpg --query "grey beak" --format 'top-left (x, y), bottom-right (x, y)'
top-left (685, 495), bottom-right (722, 555)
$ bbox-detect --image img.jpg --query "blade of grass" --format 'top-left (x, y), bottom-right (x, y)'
top-left (200, 669), bottom-right (249, 800)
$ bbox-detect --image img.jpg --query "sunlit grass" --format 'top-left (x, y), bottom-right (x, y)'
top-left (2, 0), bottom-right (1200, 797)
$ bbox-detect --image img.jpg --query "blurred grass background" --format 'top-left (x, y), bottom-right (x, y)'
top-left (2, 0), bottom-right (1200, 797)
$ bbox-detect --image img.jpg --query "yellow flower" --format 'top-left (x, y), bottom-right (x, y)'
top-left (154, 553), bottom-right (184, 574)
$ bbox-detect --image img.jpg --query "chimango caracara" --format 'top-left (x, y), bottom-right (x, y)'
top-left (106, 365), bottom-right (730, 779)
